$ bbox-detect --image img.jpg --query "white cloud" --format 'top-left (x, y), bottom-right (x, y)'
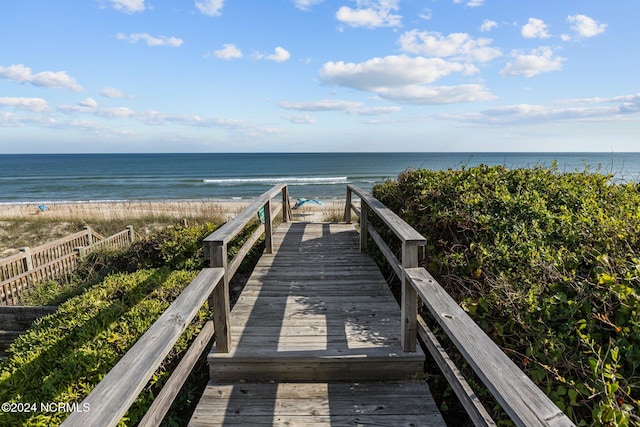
top-left (376, 84), bottom-right (495, 104)
top-left (453, 0), bottom-right (483, 7)
top-left (79, 98), bottom-right (99, 108)
top-left (566, 14), bottom-right (607, 38)
top-left (278, 99), bottom-right (364, 111)
top-left (0, 64), bottom-right (84, 92)
top-left (277, 99), bottom-right (400, 115)
top-left (398, 30), bottom-right (502, 63)
top-left (318, 55), bottom-right (493, 105)
top-left (291, 0), bottom-right (324, 11)
top-left (116, 33), bottom-right (183, 47)
top-left (443, 93), bottom-right (640, 126)
top-left (0, 97), bottom-right (50, 112)
top-left (0, 112), bottom-right (57, 128)
top-left (101, 87), bottom-right (132, 98)
top-left (107, 0), bottom-right (145, 13)
top-left (480, 19), bottom-right (497, 32)
top-left (211, 44), bottom-right (243, 60)
top-left (500, 47), bottom-right (564, 78)
top-left (58, 100), bottom-right (280, 135)
top-left (336, 0), bottom-right (402, 28)
top-left (521, 18), bottom-right (551, 39)
top-left (255, 46), bottom-right (291, 62)
top-left (195, 0), bottom-right (224, 16)
top-left (419, 8), bottom-right (432, 20)
top-left (283, 114), bottom-right (317, 124)
top-left (319, 55), bottom-right (472, 91)
top-left (350, 105), bottom-right (401, 115)
top-left (267, 47), bottom-right (291, 62)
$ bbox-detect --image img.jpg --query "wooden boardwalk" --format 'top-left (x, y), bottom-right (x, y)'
top-left (189, 222), bottom-right (445, 426)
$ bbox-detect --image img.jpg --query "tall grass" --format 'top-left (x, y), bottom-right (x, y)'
top-left (0, 201), bottom-right (232, 256)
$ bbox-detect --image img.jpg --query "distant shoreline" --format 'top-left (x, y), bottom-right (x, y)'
top-left (0, 198), bottom-right (346, 221)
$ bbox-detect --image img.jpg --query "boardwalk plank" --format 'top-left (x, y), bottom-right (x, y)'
top-left (191, 222), bottom-right (445, 426)
top-left (189, 381), bottom-right (444, 427)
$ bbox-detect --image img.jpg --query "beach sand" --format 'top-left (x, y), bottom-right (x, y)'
top-left (0, 199), bottom-right (346, 222)
top-left (0, 199), bottom-right (348, 257)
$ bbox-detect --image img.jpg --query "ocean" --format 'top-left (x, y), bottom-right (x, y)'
top-left (1, 152), bottom-right (639, 203)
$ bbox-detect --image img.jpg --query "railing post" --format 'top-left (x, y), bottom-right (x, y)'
top-left (264, 200), bottom-right (273, 254)
top-left (282, 185), bottom-right (290, 223)
top-left (19, 247), bottom-right (33, 272)
top-left (127, 225), bottom-right (135, 242)
top-left (359, 202), bottom-right (369, 252)
top-left (344, 187), bottom-right (352, 224)
top-left (75, 246), bottom-right (86, 258)
top-left (206, 241), bottom-right (231, 353)
top-left (84, 226), bottom-right (94, 246)
top-left (401, 242), bottom-right (419, 352)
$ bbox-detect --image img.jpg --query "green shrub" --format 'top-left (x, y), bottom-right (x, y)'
top-left (101, 222), bottom-right (220, 272)
top-left (0, 268), bottom-right (205, 426)
top-left (373, 165), bottom-right (640, 426)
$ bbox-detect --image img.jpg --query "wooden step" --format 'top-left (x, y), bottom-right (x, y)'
top-left (0, 330), bottom-right (21, 356)
top-left (208, 222), bottom-right (425, 382)
top-left (209, 347), bottom-right (425, 382)
top-left (188, 381), bottom-right (446, 426)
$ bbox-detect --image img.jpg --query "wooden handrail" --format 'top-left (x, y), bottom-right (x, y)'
top-left (346, 185), bottom-right (426, 244)
top-left (202, 184), bottom-right (291, 353)
top-left (346, 184), bottom-right (425, 352)
top-left (203, 183), bottom-right (290, 246)
top-left (344, 185), bottom-right (575, 427)
top-left (408, 268), bottom-right (573, 427)
top-left (61, 268), bottom-right (224, 427)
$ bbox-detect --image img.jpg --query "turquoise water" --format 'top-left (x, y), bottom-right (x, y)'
top-left (0, 152), bottom-right (638, 203)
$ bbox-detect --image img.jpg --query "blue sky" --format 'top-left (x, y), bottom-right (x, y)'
top-left (1, 0), bottom-right (638, 153)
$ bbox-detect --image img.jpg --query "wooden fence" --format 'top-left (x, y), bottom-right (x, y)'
top-left (345, 184), bottom-right (574, 427)
top-left (62, 184), bottom-right (291, 427)
top-left (0, 226), bottom-right (135, 306)
top-left (0, 306), bottom-right (58, 356)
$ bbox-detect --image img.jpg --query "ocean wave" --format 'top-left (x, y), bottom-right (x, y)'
top-left (203, 176), bottom-right (349, 185)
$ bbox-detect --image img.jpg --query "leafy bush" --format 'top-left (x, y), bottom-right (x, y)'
top-left (99, 222), bottom-right (220, 272)
top-left (373, 165), bottom-right (640, 426)
top-left (0, 268), bottom-right (206, 426)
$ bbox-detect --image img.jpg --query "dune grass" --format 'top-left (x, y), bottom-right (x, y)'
top-left (0, 201), bottom-right (232, 257)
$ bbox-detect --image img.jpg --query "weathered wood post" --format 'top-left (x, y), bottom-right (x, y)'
top-left (344, 187), bottom-right (352, 224)
top-left (205, 241), bottom-right (231, 353)
top-left (75, 246), bottom-right (87, 258)
top-left (264, 200), bottom-right (273, 254)
top-left (84, 226), bottom-right (94, 246)
top-left (127, 225), bottom-right (135, 242)
top-left (282, 185), bottom-right (290, 223)
top-left (359, 202), bottom-right (369, 252)
top-left (19, 247), bottom-right (33, 272)
top-left (401, 242), bottom-right (419, 352)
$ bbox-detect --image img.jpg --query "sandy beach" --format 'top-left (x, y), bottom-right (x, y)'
top-left (0, 199), bottom-right (348, 257)
top-left (0, 199), bottom-right (346, 222)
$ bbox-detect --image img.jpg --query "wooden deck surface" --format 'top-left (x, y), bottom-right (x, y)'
top-left (190, 222), bottom-right (445, 426)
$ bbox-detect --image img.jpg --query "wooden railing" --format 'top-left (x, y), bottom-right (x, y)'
top-left (0, 227), bottom-right (95, 282)
top-left (345, 184), bottom-right (574, 427)
top-left (62, 184), bottom-right (291, 426)
top-left (61, 268), bottom-right (224, 427)
top-left (203, 183), bottom-right (292, 353)
top-left (78, 226), bottom-right (135, 256)
top-left (0, 227), bottom-right (134, 305)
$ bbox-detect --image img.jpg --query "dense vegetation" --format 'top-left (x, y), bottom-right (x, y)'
top-left (0, 222), bottom-right (225, 426)
top-left (373, 165), bottom-right (639, 426)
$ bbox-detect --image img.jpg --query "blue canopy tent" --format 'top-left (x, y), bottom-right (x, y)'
top-left (294, 198), bottom-right (324, 209)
